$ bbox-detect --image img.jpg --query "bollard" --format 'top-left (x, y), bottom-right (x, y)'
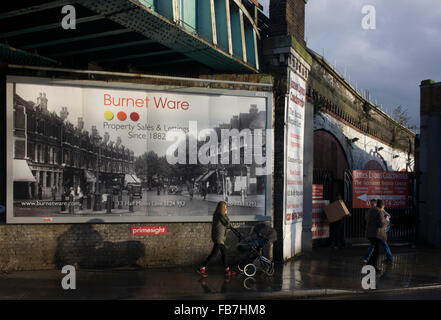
top-left (106, 194), bottom-right (112, 213)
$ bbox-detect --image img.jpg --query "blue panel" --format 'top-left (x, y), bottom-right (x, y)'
top-left (137, 0), bottom-right (155, 10)
top-left (197, 0), bottom-right (212, 42)
top-left (230, 6), bottom-right (242, 59)
top-left (244, 23), bottom-right (255, 68)
top-left (155, 0), bottom-right (173, 20)
top-left (181, 0), bottom-right (197, 32)
top-left (214, 0), bottom-right (228, 52)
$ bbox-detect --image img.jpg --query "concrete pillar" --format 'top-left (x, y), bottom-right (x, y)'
top-left (419, 80), bottom-right (441, 246)
top-left (302, 100), bottom-right (314, 252)
top-left (263, 34), bottom-right (312, 261)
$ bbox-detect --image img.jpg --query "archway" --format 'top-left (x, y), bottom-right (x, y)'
top-left (313, 129), bottom-right (350, 202)
top-left (363, 160), bottom-right (384, 171)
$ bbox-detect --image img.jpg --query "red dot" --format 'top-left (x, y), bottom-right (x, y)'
top-left (130, 112), bottom-right (139, 122)
top-left (117, 111), bottom-right (127, 121)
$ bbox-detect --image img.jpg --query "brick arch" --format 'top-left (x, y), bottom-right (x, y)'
top-left (313, 129), bottom-right (349, 180)
top-left (363, 160), bottom-right (384, 171)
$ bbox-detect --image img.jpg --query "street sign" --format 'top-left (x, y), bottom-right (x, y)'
top-left (352, 170), bottom-right (409, 208)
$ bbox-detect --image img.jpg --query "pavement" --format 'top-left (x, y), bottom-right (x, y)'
top-left (1, 245), bottom-right (441, 300)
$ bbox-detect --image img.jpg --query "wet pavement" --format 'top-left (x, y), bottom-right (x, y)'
top-left (1, 245), bottom-right (441, 299)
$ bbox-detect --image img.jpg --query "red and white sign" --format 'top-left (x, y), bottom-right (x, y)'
top-left (131, 226), bottom-right (167, 235)
top-left (353, 170), bottom-right (409, 208)
top-left (312, 200), bottom-right (330, 239)
top-left (284, 71), bottom-right (306, 224)
top-left (312, 184), bottom-right (323, 200)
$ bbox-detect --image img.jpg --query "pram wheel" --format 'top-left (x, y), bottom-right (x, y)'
top-left (244, 263), bottom-right (257, 277)
top-left (243, 277), bottom-right (257, 290)
top-left (265, 262), bottom-right (275, 276)
top-left (259, 258), bottom-right (274, 276)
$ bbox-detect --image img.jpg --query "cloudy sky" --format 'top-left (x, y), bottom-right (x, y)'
top-left (260, 0), bottom-right (441, 130)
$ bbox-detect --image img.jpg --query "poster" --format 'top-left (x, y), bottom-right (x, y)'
top-left (312, 200), bottom-right (330, 239)
top-left (6, 77), bottom-right (272, 223)
top-left (352, 170), bottom-right (409, 208)
top-left (312, 184), bottom-right (323, 200)
top-left (284, 71), bottom-right (306, 224)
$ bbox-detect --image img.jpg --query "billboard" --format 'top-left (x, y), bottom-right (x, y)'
top-left (6, 76), bottom-right (272, 223)
top-left (284, 71), bottom-right (306, 224)
top-left (352, 170), bottom-right (409, 208)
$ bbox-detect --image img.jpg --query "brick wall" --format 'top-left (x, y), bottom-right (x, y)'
top-left (0, 222), bottom-right (261, 271)
top-left (269, 0), bottom-right (306, 47)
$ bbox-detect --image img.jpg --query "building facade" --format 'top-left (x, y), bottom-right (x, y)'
top-left (13, 89), bottom-right (135, 202)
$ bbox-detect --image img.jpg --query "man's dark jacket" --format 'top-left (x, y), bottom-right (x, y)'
top-left (365, 207), bottom-right (388, 241)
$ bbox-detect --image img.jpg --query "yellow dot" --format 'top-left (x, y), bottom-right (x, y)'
top-left (104, 111), bottom-right (114, 120)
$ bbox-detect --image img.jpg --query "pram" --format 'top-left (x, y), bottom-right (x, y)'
top-left (231, 223), bottom-right (277, 277)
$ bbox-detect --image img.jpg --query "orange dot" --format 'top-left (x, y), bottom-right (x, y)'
top-left (117, 111), bottom-right (127, 121)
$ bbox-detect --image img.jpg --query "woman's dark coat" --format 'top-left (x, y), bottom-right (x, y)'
top-left (211, 212), bottom-right (232, 245)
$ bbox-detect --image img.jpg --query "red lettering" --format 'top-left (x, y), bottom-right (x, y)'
top-left (154, 97), bottom-right (166, 109)
top-left (103, 94), bottom-right (149, 108)
top-left (181, 101), bottom-right (189, 110)
top-left (104, 94), bottom-right (111, 106)
top-left (154, 97), bottom-right (189, 110)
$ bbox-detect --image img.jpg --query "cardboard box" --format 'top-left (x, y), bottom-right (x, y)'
top-left (324, 200), bottom-right (350, 223)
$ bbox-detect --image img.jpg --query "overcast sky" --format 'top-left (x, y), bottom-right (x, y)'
top-left (260, 0), bottom-right (441, 130)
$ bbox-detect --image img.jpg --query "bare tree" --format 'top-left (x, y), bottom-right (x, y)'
top-left (391, 105), bottom-right (411, 126)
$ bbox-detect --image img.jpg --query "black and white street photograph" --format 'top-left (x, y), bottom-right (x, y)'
top-left (10, 82), bottom-right (269, 221)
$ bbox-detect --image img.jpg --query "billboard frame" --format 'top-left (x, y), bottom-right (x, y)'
top-left (6, 75), bottom-right (273, 224)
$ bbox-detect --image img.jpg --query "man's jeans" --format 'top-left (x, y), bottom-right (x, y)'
top-left (364, 240), bottom-right (393, 261)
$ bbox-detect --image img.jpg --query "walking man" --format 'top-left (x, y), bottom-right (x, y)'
top-left (365, 199), bottom-right (388, 272)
